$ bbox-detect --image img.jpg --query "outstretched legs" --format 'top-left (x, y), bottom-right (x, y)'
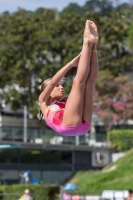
top-left (63, 20), bottom-right (98, 126)
top-left (82, 21), bottom-right (99, 125)
top-left (83, 43), bottom-right (99, 125)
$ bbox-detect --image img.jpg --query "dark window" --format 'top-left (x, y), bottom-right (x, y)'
top-left (61, 151), bottom-right (72, 164)
top-left (0, 149), bottom-right (18, 163)
top-left (20, 149), bottom-right (41, 164)
top-left (95, 126), bottom-right (106, 134)
top-left (75, 152), bottom-right (91, 165)
top-left (42, 150), bottom-right (72, 164)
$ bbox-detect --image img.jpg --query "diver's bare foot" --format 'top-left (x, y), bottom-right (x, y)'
top-left (83, 20), bottom-right (98, 44)
top-left (89, 21), bottom-right (98, 43)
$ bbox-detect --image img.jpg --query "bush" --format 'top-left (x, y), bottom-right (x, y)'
top-left (0, 190), bottom-right (4, 200)
top-left (0, 184), bottom-right (60, 200)
top-left (108, 129), bottom-right (133, 151)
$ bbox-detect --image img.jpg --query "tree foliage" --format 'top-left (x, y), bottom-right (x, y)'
top-left (60, 3), bottom-right (82, 15)
top-left (0, 1), bottom-right (133, 121)
top-left (82, 0), bottom-right (113, 16)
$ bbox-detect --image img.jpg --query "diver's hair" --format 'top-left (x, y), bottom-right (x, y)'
top-left (41, 78), bottom-right (52, 92)
top-left (38, 78), bottom-right (51, 124)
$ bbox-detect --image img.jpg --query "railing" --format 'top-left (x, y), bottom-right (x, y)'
top-left (60, 190), bottom-right (129, 200)
top-left (0, 191), bottom-right (129, 200)
top-left (60, 195), bottom-right (129, 200)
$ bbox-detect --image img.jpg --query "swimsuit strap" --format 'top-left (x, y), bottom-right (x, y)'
top-left (59, 96), bottom-right (68, 102)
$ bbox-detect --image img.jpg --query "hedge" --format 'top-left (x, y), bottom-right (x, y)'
top-left (0, 184), bottom-right (60, 200)
top-left (108, 129), bottom-right (133, 151)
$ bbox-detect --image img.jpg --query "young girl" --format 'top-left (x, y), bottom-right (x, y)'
top-left (39, 20), bottom-right (99, 136)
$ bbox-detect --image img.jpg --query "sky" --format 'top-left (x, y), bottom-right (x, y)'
top-left (0, 0), bottom-right (86, 13)
top-left (0, 0), bottom-right (129, 14)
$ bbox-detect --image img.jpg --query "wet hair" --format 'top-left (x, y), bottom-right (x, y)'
top-left (38, 78), bottom-right (51, 125)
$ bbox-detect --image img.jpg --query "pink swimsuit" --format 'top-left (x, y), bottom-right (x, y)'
top-left (45, 100), bottom-right (90, 136)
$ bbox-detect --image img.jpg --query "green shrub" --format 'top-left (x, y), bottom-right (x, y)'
top-left (0, 189), bottom-right (4, 200)
top-left (108, 129), bottom-right (133, 151)
top-left (0, 184), bottom-right (59, 200)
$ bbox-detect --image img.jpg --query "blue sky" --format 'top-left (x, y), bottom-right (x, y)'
top-left (0, 0), bottom-right (129, 14)
top-left (0, 0), bottom-right (86, 13)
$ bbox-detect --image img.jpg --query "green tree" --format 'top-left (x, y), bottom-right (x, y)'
top-left (0, 6), bottom-right (132, 120)
top-left (98, 12), bottom-right (132, 75)
top-left (82, 0), bottom-right (114, 16)
top-left (128, 22), bottom-right (133, 50)
top-left (0, 10), bottom-right (100, 115)
top-left (0, 9), bottom-right (56, 112)
top-left (60, 3), bottom-right (82, 15)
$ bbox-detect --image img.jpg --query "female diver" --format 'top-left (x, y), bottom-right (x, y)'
top-left (38, 20), bottom-right (99, 136)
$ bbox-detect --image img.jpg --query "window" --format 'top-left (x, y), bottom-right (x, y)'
top-left (42, 150), bottom-right (72, 164)
top-left (20, 149), bottom-right (41, 164)
top-left (0, 149), bottom-right (18, 163)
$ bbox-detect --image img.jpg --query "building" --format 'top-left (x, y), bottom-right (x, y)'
top-left (0, 104), bottom-right (115, 184)
top-left (0, 141), bottom-right (114, 184)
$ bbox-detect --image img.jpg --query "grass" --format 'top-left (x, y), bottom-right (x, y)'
top-left (69, 149), bottom-right (133, 193)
